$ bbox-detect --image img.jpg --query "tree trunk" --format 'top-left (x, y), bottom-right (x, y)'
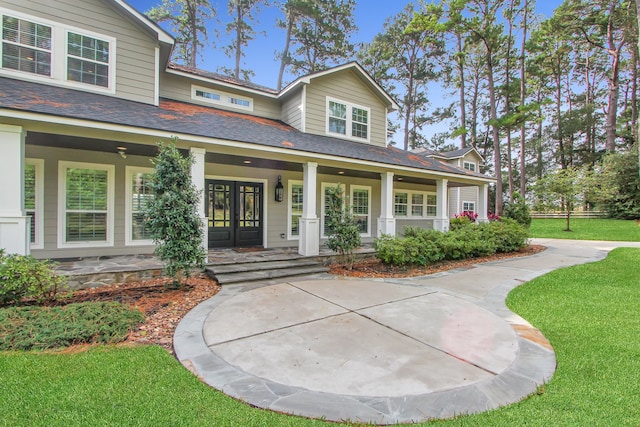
top-left (234, 4), bottom-right (242, 80)
top-left (637, 0), bottom-right (640, 177)
top-left (187, 0), bottom-right (197, 67)
top-left (456, 33), bottom-right (467, 149)
top-left (487, 50), bottom-right (502, 214)
top-left (604, 2), bottom-right (625, 153)
top-left (519, 0), bottom-right (528, 197)
top-left (277, 12), bottom-right (295, 91)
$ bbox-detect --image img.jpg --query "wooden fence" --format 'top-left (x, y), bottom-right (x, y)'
top-left (530, 211), bottom-right (606, 219)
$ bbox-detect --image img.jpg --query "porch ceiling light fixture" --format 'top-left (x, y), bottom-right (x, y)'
top-left (117, 146), bottom-right (127, 159)
top-left (275, 175), bottom-right (284, 202)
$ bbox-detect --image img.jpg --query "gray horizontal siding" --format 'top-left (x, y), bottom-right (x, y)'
top-left (160, 73), bottom-right (281, 120)
top-left (305, 70), bottom-right (387, 147)
top-left (2, 0), bottom-right (158, 104)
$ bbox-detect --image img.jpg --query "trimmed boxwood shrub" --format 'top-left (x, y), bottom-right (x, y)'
top-left (0, 252), bottom-right (66, 307)
top-left (375, 219), bottom-right (528, 266)
top-left (374, 235), bottom-right (444, 266)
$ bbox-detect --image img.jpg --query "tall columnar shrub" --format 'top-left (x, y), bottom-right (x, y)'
top-left (145, 139), bottom-right (206, 286)
top-left (325, 185), bottom-right (361, 269)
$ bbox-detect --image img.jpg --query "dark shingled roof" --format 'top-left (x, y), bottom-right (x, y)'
top-left (0, 77), bottom-right (488, 180)
top-left (433, 147), bottom-right (477, 159)
top-left (168, 63), bottom-right (279, 95)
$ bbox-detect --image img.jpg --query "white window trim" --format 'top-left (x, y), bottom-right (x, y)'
top-left (350, 184), bottom-right (371, 237)
top-left (462, 201), bottom-right (476, 213)
top-left (325, 96), bottom-right (371, 142)
top-left (393, 190), bottom-right (437, 219)
top-left (25, 158), bottom-right (44, 249)
top-left (57, 161), bottom-right (114, 248)
top-left (191, 84), bottom-right (253, 111)
top-left (287, 179), bottom-right (303, 241)
top-left (0, 8), bottom-right (116, 93)
top-left (321, 182), bottom-right (345, 239)
top-left (463, 161), bottom-right (477, 172)
top-left (125, 166), bottom-right (154, 246)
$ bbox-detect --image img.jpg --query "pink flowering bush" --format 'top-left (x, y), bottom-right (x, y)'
top-left (454, 211), bottom-right (478, 222)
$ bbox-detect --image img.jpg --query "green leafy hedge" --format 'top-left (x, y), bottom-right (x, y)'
top-left (0, 302), bottom-right (145, 351)
top-left (375, 219), bottom-right (528, 266)
top-left (0, 251), bottom-right (66, 307)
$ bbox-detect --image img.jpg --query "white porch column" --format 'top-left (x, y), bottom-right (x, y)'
top-left (477, 183), bottom-right (489, 223)
top-left (190, 147), bottom-right (208, 259)
top-left (298, 162), bottom-right (319, 256)
top-left (434, 178), bottom-right (450, 232)
top-left (0, 125), bottom-right (29, 255)
top-left (377, 171), bottom-right (396, 236)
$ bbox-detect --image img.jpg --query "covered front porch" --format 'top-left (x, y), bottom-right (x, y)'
top-left (1, 126), bottom-right (492, 260)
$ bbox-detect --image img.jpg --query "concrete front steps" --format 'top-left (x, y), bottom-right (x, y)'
top-left (206, 258), bottom-right (329, 285)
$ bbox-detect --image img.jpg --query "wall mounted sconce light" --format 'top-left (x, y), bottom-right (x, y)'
top-left (117, 146), bottom-right (127, 159)
top-left (275, 175), bottom-right (284, 202)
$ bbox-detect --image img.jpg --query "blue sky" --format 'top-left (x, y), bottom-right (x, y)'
top-left (128, 0), bottom-right (563, 89)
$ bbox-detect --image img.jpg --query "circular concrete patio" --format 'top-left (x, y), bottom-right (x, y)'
top-left (174, 276), bottom-right (557, 424)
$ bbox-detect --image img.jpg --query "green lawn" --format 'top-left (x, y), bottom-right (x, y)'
top-left (1, 248), bottom-right (639, 426)
top-left (530, 218), bottom-right (640, 241)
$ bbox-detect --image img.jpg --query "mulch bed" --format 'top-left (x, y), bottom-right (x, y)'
top-left (48, 245), bottom-right (545, 353)
top-left (329, 245), bottom-right (547, 278)
top-left (55, 275), bottom-right (220, 353)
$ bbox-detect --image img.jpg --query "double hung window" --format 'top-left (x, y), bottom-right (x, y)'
top-left (126, 167), bottom-right (154, 245)
top-left (58, 162), bottom-right (114, 247)
top-left (24, 159), bottom-right (44, 248)
top-left (288, 180), bottom-right (303, 239)
top-left (394, 191), bottom-right (437, 218)
top-left (350, 185), bottom-right (371, 236)
top-left (1, 10), bottom-right (114, 91)
top-left (327, 97), bottom-right (370, 141)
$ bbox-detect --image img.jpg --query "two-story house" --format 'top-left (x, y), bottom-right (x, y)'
top-left (0, 0), bottom-right (494, 260)
top-left (412, 147), bottom-right (487, 217)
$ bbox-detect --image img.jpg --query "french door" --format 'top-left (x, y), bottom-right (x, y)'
top-left (205, 180), bottom-right (263, 247)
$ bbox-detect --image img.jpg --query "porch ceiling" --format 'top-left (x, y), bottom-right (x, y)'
top-left (26, 132), bottom-right (474, 187)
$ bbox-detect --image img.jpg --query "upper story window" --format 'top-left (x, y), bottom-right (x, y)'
top-left (67, 32), bottom-right (110, 87)
top-left (192, 84), bottom-right (253, 111)
top-left (463, 161), bottom-right (477, 172)
top-left (0, 9), bottom-right (115, 92)
top-left (2, 15), bottom-right (51, 76)
top-left (326, 97), bottom-right (370, 142)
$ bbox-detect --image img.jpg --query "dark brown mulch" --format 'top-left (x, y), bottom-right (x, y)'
top-left (329, 245), bottom-right (547, 278)
top-left (55, 275), bottom-right (220, 353)
top-left (47, 245), bottom-right (544, 353)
